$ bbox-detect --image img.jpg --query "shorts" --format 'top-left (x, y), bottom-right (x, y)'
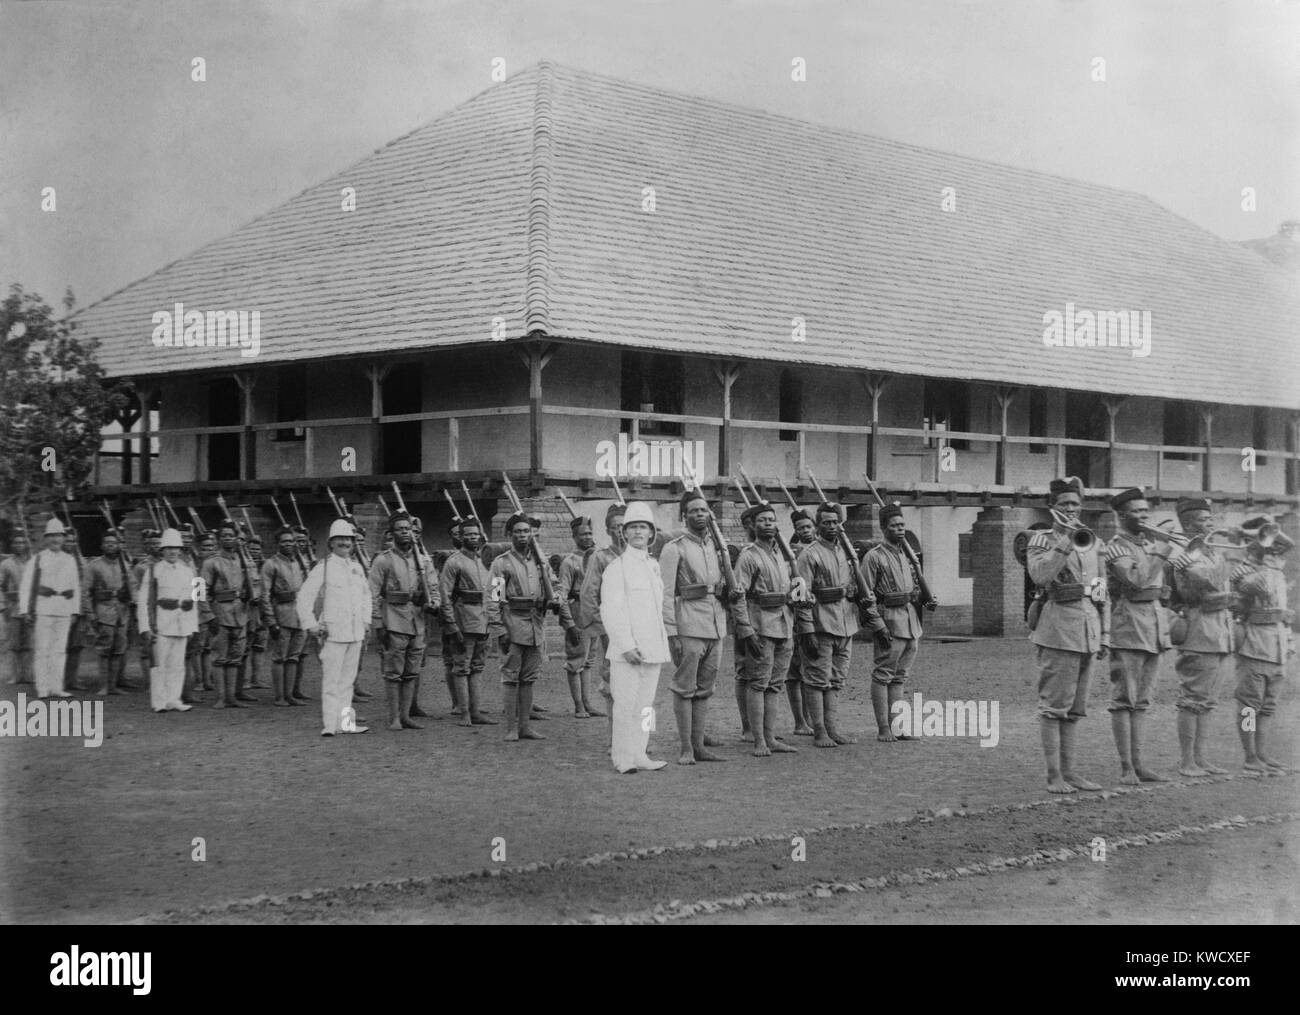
top-left (270, 625), bottom-right (307, 664)
top-left (380, 628), bottom-right (424, 682)
top-left (1035, 644), bottom-right (1094, 722)
top-left (564, 626), bottom-right (600, 674)
top-left (1234, 656), bottom-right (1284, 719)
top-left (740, 635), bottom-right (793, 694)
top-left (786, 635), bottom-right (802, 684)
top-left (94, 620), bottom-right (129, 657)
top-left (800, 633), bottom-right (851, 692)
top-left (247, 622), bottom-right (269, 653)
top-left (669, 635), bottom-right (720, 700)
top-left (450, 632), bottom-right (488, 679)
top-left (500, 642), bottom-right (542, 686)
top-left (1108, 648), bottom-right (1159, 713)
top-left (1174, 650), bottom-right (1229, 715)
top-left (211, 624), bottom-right (249, 667)
top-left (872, 635), bottom-right (918, 687)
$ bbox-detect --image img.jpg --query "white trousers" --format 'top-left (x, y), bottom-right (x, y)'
top-left (33, 615), bottom-right (70, 698)
top-left (320, 640), bottom-right (362, 733)
top-left (609, 658), bottom-right (661, 772)
top-left (150, 635), bottom-right (187, 711)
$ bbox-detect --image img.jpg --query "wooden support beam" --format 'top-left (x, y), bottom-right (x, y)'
top-left (1102, 396), bottom-right (1126, 489)
top-left (860, 372), bottom-right (891, 479)
top-left (713, 362), bottom-right (742, 479)
top-left (1199, 406), bottom-right (1215, 492)
top-left (232, 371), bottom-right (257, 482)
top-left (519, 343), bottom-right (556, 476)
top-left (994, 386), bottom-right (1019, 487)
top-left (365, 363), bottom-right (393, 476)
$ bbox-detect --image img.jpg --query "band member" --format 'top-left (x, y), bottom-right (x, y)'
top-left (262, 526), bottom-right (308, 707)
top-left (488, 513), bottom-right (577, 741)
top-left (299, 519), bottom-right (372, 736)
top-left (784, 509), bottom-right (815, 735)
top-left (201, 521), bottom-right (253, 710)
top-left (578, 503), bottom-right (626, 747)
top-left (600, 503), bottom-right (670, 774)
top-left (82, 527), bottom-right (138, 697)
top-left (1231, 516), bottom-right (1294, 773)
top-left (1168, 497), bottom-right (1234, 776)
top-left (1, 529), bottom-right (33, 685)
top-left (558, 515), bottom-right (606, 719)
top-left (137, 528), bottom-right (197, 713)
top-left (243, 532), bottom-right (270, 691)
top-left (17, 517), bottom-right (80, 699)
top-left (864, 502), bottom-right (934, 742)
top-left (62, 525), bottom-right (89, 691)
top-left (438, 517), bottom-right (497, 727)
top-left (732, 503), bottom-right (798, 758)
top-left (1105, 487), bottom-right (1185, 784)
top-left (133, 528), bottom-right (164, 689)
top-left (370, 510), bottom-right (437, 731)
top-left (794, 502), bottom-right (889, 748)
top-left (660, 489), bottom-right (732, 765)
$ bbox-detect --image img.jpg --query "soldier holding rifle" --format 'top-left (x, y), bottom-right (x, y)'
top-left (83, 520), bottom-right (138, 696)
top-left (557, 494), bottom-right (606, 720)
top-left (438, 514), bottom-right (498, 727)
top-left (369, 509), bottom-right (437, 731)
top-left (2, 519), bottom-right (33, 685)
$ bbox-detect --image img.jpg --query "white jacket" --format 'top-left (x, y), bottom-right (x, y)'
top-left (137, 559), bottom-right (200, 637)
top-left (600, 547), bottom-right (671, 663)
top-left (297, 554), bottom-right (371, 643)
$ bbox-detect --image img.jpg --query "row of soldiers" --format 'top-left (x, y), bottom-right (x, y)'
top-left (1026, 480), bottom-right (1294, 792)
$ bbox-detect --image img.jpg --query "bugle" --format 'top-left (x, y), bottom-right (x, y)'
top-left (1049, 508), bottom-right (1095, 551)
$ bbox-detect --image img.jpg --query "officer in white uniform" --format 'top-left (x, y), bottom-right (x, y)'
top-left (17, 518), bottom-right (81, 699)
top-left (136, 528), bottom-right (198, 713)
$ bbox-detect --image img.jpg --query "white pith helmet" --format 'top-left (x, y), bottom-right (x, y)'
top-left (160, 528), bottom-right (183, 548)
top-left (328, 519), bottom-right (356, 540)
top-left (621, 502), bottom-right (656, 535)
top-left (44, 518), bottom-right (65, 536)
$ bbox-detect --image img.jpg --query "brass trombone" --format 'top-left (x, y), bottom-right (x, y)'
top-left (1050, 508), bottom-right (1095, 551)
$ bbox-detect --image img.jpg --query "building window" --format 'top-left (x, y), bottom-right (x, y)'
top-left (274, 364), bottom-right (306, 442)
top-left (958, 532), bottom-right (972, 578)
top-left (779, 368), bottom-right (801, 442)
top-left (1163, 402), bottom-right (1200, 461)
top-left (923, 379), bottom-right (970, 451)
top-left (621, 352), bottom-right (684, 438)
top-left (1253, 408), bottom-right (1270, 467)
top-left (1028, 389), bottom-right (1048, 454)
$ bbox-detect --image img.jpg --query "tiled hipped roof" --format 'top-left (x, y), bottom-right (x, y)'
top-left (76, 62), bottom-right (1299, 409)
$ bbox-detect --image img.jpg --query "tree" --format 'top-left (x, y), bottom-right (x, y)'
top-left (0, 284), bottom-right (130, 528)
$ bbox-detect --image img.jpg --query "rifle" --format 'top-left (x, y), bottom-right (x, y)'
top-left (441, 489), bottom-right (461, 526)
top-left (389, 482), bottom-right (434, 608)
top-left (186, 506), bottom-right (208, 537)
top-left (142, 499), bottom-right (163, 532)
top-left (378, 495), bottom-right (392, 518)
top-left (679, 459), bottom-right (738, 600)
top-left (556, 490), bottom-right (580, 521)
top-left (15, 504), bottom-right (32, 551)
top-left (459, 480), bottom-right (484, 529)
top-left (214, 494), bottom-right (257, 603)
top-left (160, 495), bottom-right (185, 530)
top-left (287, 491), bottom-right (316, 565)
top-left (863, 473), bottom-right (937, 611)
top-left (739, 469), bottom-right (810, 603)
top-left (268, 496), bottom-right (309, 574)
top-left (499, 472), bottom-right (566, 618)
top-left (96, 499), bottom-right (118, 534)
top-left (609, 476), bottom-right (626, 506)
top-left (804, 470), bottom-right (876, 624)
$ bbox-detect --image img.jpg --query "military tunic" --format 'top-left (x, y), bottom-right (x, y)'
top-left (1170, 544), bottom-right (1236, 714)
top-left (1105, 531), bottom-right (1171, 713)
top-left (1233, 558), bottom-right (1293, 718)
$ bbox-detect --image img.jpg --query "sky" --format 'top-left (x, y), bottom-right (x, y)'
top-left (1, 0), bottom-right (1297, 310)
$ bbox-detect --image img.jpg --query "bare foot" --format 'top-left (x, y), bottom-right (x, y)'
top-left (519, 729), bottom-right (546, 740)
top-left (1064, 774), bottom-right (1103, 791)
top-left (703, 733), bottom-right (725, 748)
top-left (814, 733), bottom-right (837, 748)
top-left (677, 751), bottom-right (696, 765)
top-left (1178, 764), bottom-right (1209, 777)
top-left (573, 708), bottom-right (591, 718)
top-left (877, 728), bottom-right (897, 743)
top-left (504, 730), bottom-right (520, 742)
top-left (212, 701), bottom-right (227, 710)
top-left (792, 724), bottom-right (814, 736)
top-left (694, 747), bottom-right (727, 762)
top-left (1046, 777), bottom-right (1076, 794)
top-left (829, 730), bottom-right (857, 745)
top-left (740, 730), bottom-right (754, 743)
top-left (1198, 760), bottom-right (1228, 775)
top-left (457, 715), bottom-right (475, 727)
top-left (400, 719), bottom-right (424, 729)
top-left (584, 706), bottom-right (607, 717)
top-left (751, 743), bottom-right (772, 758)
top-left (769, 740), bottom-right (798, 754)
top-left (1136, 767), bottom-right (1169, 783)
top-left (471, 714), bottom-right (499, 725)
top-left (1119, 770), bottom-right (1140, 785)
top-left (388, 721), bottom-right (404, 732)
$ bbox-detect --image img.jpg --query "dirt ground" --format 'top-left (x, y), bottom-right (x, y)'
top-left (0, 634), bottom-right (1295, 924)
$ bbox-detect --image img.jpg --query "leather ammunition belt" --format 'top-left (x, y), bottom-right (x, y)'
top-left (879, 590), bottom-right (914, 608)
top-left (37, 586), bottom-right (74, 599)
top-left (1047, 584), bottom-right (1086, 603)
top-left (212, 589), bottom-right (240, 603)
top-left (748, 591), bottom-right (788, 609)
top-left (385, 591), bottom-right (413, 606)
top-left (1121, 589), bottom-right (1162, 602)
top-left (156, 598), bottom-right (195, 612)
top-left (679, 583), bottom-right (710, 601)
top-left (272, 591), bottom-right (297, 604)
top-left (1198, 592), bottom-right (1238, 613)
top-left (454, 590), bottom-right (483, 606)
top-left (507, 596), bottom-right (540, 614)
top-left (814, 586), bottom-right (846, 604)
top-left (1247, 609), bottom-right (1292, 625)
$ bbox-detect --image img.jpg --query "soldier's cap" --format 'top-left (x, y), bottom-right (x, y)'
top-left (1240, 515), bottom-right (1273, 532)
top-left (411, 516), bottom-right (424, 531)
top-left (506, 512), bottom-right (532, 532)
top-left (198, 532), bottom-right (217, 544)
top-left (790, 509), bottom-right (811, 524)
top-left (605, 503), bottom-right (627, 525)
top-left (387, 509), bottom-right (412, 530)
top-left (292, 524), bottom-right (309, 535)
top-left (101, 526), bottom-right (124, 540)
top-left (181, 523), bottom-right (195, 535)
top-left (741, 503), bottom-right (773, 526)
top-left (457, 516), bottom-right (482, 532)
top-left (1048, 476), bottom-right (1084, 503)
top-left (570, 515), bottom-right (592, 534)
top-left (679, 488), bottom-right (709, 516)
top-left (215, 519), bottom-right (238, 534)
top-left (815, 501), bottom-right (842, 520)
top-left (878, 501), bottom-right (904, 525)
top-left (1176, 497), bottom-right (1212, 517)
top-left (140, 527), bottom-right (161, 539)
top-left (1109, 487), bottom-right (1146, 511)
top-left (246, 533), bottom-right (262, 545)
top-left (276, 525), bottom-right (297, 540)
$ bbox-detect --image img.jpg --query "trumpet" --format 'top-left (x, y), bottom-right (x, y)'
top-left (1247, 521), bottom-right (1294, 554)
top-left (1050, 508), bottom-right (1095, 551)
top-left (1137, 522), bottom-right (1190, 548)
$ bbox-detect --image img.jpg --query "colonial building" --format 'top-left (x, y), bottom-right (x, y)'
top-left (74, 62), bottom-right (1300, 634)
